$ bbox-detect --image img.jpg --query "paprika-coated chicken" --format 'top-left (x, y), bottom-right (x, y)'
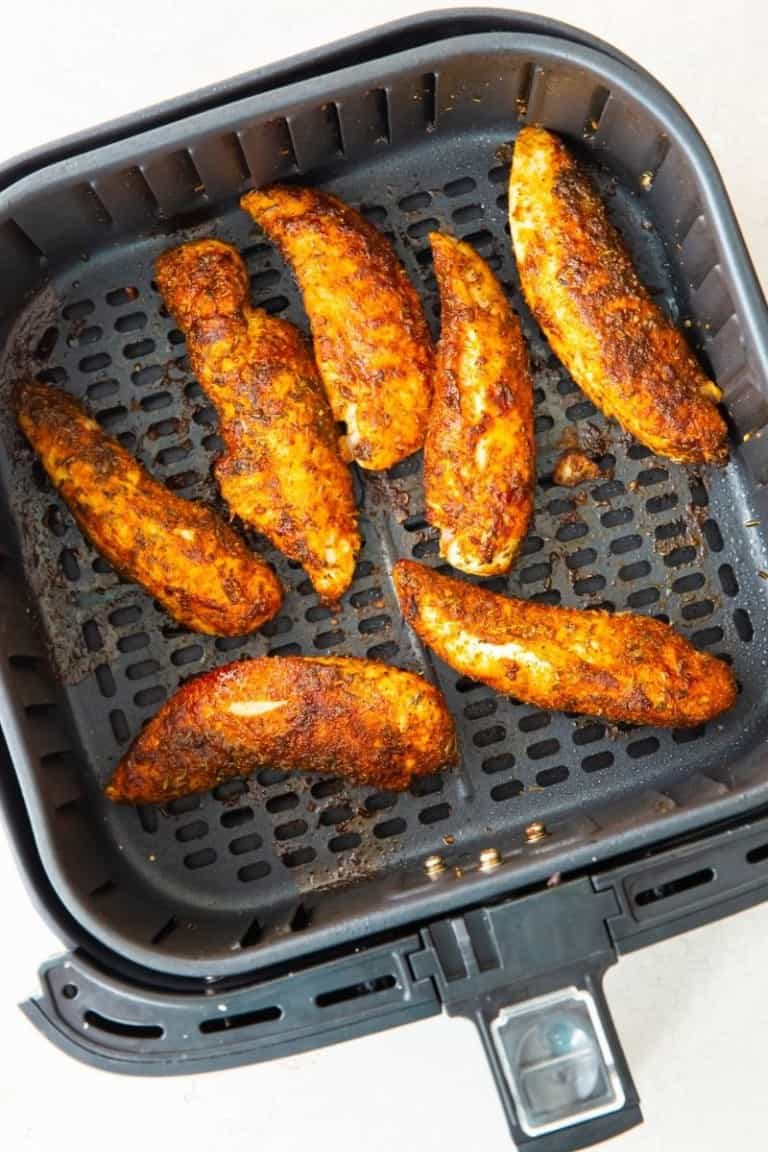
top-left (105, 655), bottom-right (457, 803)
top-left (509, 126), bottom-right (728, 465)
top-left (394, 561), bottom-right (736, 727)
top-left (16, 383), bottom-right (282, 636)
top-left (155, 240), bottom-right (360, 604)
top-left (425, 233), bottom-right (535, 575)
top-left (241, 184), bottom-right (434, 470)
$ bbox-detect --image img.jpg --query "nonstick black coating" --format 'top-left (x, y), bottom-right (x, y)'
top-left (1, 33), bottom-right (767, 974)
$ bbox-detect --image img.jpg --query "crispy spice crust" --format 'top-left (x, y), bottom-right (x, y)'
top-left (105, 655), bottom-right (457, 803)
top-left (553, 450), bottom-right (601, 487)
top-left (424, 233), bottom-right (535, 575)
top-left (155, 240), bottom-right (359, 604)
top-left (16, 382), bottom-right (282, 635)
top-left (241, 185), bottom-right (434, 471)
top-left (509, 127), bottom-right (728, 465)
top-left (394, 560), bottom-right (736, 727)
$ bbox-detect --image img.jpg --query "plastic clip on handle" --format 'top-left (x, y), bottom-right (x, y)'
top-left (407, 880), bottom-right (642, 1149)
top-left (469, 968), bottom-right (641, 1151)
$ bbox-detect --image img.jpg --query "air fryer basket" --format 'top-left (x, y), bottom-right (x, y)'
top-left (2, 23), bottom-right (768, 992)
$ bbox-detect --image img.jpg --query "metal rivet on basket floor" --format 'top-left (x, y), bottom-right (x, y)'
top-left (424, 854), bottom-right (446, 878)
top-left (525, 821), bottom-right (548, 843)
top-left (479, 847), bottom-right (502, 871)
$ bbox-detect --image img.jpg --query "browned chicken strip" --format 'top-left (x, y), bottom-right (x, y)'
top-left (425, 233), bottom-right (535, 575)
top-left (509, 126), bottom-right (728, 465)
top-left (241, 184), bottom-right (434, 470)
top-left (155, 240), bottom-right (360, 604)
top-left (394, 560), bottom-right (736, 726)
top-left (17, 383), bottom-right (282, 636)
top-left (105, 655), bottom-right (457, 803)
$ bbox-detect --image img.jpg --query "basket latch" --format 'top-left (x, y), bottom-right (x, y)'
top-left (409, 878), bottom-right (642, 1150)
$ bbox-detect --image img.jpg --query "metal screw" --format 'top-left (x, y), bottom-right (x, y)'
top-left (424, 854), bottom-right (446, 878)
top-left (525, 821), bottom-right (548, 843)
top-left (479, 847), bottom-right (502, 871)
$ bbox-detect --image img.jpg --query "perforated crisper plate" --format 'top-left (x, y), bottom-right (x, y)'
top-left (1, 33), bottom-right (768, 974)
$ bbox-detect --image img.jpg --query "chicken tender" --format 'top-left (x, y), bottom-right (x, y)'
top-left (155, 240), bottom-right (359, 604)
top-left (509, 126), bottom-right (728, 465)
top-left (394, 560), bottom-right (736, 727)
top-left (105, 655), bottom-right (457, 803)
top-left (241, 184), bottom-right (434, 470)
top-left (17, 382), bottom-right (282, 636)
top-left (425, 233), bottom-right (534, 575)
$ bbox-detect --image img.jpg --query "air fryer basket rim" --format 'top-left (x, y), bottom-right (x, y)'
top-left (1, 28), bottom-right (766, 357)
top-left (2, 26), bottom-right (768, 979)
top-left (0, 9), bottom-right (649, 198)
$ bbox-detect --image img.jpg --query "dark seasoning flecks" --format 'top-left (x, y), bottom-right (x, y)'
top-left (0, 126), bottom-right (765, 921)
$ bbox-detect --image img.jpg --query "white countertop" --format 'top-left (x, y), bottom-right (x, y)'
top-left (1, 3), bottom-right (766, 1149)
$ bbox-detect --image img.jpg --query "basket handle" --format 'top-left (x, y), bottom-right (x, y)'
top-left (468, 970), bottom-right (640, 1150)
top-left (408, 881), bottom-right (641, 1149)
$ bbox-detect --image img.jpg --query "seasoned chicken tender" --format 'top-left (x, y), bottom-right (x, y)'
top-left (394, 560), bottom-right (736, 727)
top-left (155, 240), bottom-right (359, 604)
top-left (241, 185), bottom-right (434, 470)
top-left (425, 233), bottom-right (534, 575)
top-left (105, 655), bottom-right (457, 803)
top-left (509, 126), bottom-right (728, 465)
top-left (16, 383), bottom-right (282, 635)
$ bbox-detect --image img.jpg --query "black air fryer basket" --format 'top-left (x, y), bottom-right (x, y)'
top-left (2, 10), bottom-right (768, 1148)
